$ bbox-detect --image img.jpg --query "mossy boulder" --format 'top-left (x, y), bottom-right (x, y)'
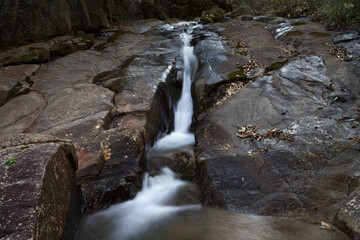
top-left (0, 35), bottom-right (94, 67)
top-left (200, 8), bottom-right (225, 24)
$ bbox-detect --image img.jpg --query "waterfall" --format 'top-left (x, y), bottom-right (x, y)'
top-left (147, 27), bottom-right (198, 160)
top-left (77, 23), bottom-right (200, 240)
top-left (80, 168), bottom-right (200, 240)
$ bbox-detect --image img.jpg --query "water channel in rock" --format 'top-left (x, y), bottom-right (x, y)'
top-left (75, 22), bottom-right (349, 240)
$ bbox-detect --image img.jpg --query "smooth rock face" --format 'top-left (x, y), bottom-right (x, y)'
top-left (32, 84), bottom-right (114, 143)
top-left (0, 91), bottom-right (46, 135)
top-left (0, 134), bottom-right (80, 240)
top-left (195, 17), bottom-right (360, 228)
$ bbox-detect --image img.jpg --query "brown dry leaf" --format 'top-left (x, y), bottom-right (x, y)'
top-left (100, 141), bottom-right (112, 161)
top-left (213, 81), bottom-right (246, 108)
top-left (319, 221), bottom-right (332, 230)
top-left (243, 59), bottom-right (261, 75)
top-left (324, 43), bottom-right (352, 61)
top-left (237, 125), bottom-right (294, 141)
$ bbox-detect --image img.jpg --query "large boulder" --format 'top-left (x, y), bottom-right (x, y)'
top-left (0, 134), bottom-right (80, 240)
top-left (194, 17), bottom-right (360, 225)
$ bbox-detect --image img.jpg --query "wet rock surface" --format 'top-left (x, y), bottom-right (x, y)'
top-left (1, 9), bottom-right (359, 239)
top-left (194, 16), bottom-right (360, 238)
top-left (0, 134), bottom-right (80, 240)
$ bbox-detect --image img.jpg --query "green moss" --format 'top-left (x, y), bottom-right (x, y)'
top-left (286, 30), bottom-right (304, 37)
top-left (107, 31), bottom-right (134, 42)
top-left (5, 157), bottom-right (16, 167)
top-left (203, 16), bottom-right (214, 23)
top-left (265, 61), bottom-right (287, 73)
top-left (291, 21), bottom-right (307, 26)
top-left (37, 48), bottom-right (50, 62)
top-left (228, 66), bottom-right (247, 80)
top-left (201, 9), bottom-right (224, 23)
top-left (309, 32), bottom-right (331, 38)
top-left (236, 50), bottom-right (248, 56)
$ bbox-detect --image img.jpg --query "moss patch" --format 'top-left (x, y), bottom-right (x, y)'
top-left (309, 32), bottom-right (331, 38)
top-left (236, 50), bottom-right (248, 56)
top-left (203, 16), bottom-right (214, 23)
top-left (107, 31), bottom-right (134, 42)
top-left (228, 66), bottom-right (247, 80)
top-left (201, 9), bottom-right (224, 23)
top-left (286, 30), bottom-right (304, 37)
top-left (291, 21), bottom-right (307, 26)
top-left (265, 61), bottom-right (287, 73)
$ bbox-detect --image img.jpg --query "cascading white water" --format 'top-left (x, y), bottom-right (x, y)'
top-left (80, 168), bottom-right (200, 240)
top-left (77, 24), bottom-right (200, 240)
top-left (174, 31), bottom-right (197, 133)
top-left (147, 27), bottom-right (198, 160)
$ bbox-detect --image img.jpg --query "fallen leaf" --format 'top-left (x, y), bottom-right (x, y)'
top-left (319, 221), bottom-right (332, 230)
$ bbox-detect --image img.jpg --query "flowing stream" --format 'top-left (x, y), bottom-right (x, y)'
top-left (147, 26), bottom-right (198, 160)
top-left (76, 23), bottom-right (202, 240)
top-left (75, 22), bottom-right (349, 240)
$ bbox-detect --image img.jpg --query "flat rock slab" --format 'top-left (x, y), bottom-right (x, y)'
top-left (216, 19), bottom-right (289, 67)
top-left (0, 91), bottom-right (46, 135)
top-left (32, 84), bottom-right (114, 144)
top-left (31, 33), bottom-right (166, 98)
top-left (0, 134), bottom-right (80, 240)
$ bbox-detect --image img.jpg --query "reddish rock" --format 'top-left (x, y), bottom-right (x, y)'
top-left (0, 92), bottom-right (46, 135)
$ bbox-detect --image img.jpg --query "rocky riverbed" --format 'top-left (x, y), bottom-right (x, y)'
top-left (0, 3), bottom-right (359, 240)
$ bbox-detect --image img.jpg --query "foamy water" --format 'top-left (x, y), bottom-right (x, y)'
top-left (147, 26), bottom-right (198, 160)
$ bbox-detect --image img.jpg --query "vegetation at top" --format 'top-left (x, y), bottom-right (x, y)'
top-left (247, 0), bottom-right (360, 30)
